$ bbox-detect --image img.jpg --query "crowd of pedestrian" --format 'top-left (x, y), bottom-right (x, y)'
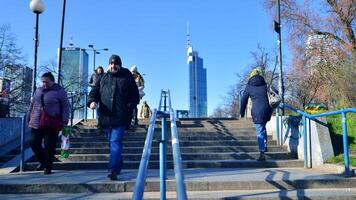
top-left (25, 54), bottom-right (272, 181)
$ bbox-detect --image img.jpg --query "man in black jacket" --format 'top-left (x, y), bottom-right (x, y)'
top-left (88, 54), bottom-right (139, 180)
top-left (240, 68), bottom-right (273, 162)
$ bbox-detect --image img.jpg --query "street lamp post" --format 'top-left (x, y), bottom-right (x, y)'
top-left (57, 0), bottom-right (67, 85)
top-left (29, 0), bottom-right (45, 96)
top-left (275, 0), bottom-right (284, 113)
top-left (88, 45), bottom-right (109, 71)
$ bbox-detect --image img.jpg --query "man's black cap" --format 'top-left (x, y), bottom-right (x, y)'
top-left (109, 54), bottom-right (122, 66)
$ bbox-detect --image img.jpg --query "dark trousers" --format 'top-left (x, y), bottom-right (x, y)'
top-left (133, 107), bottom-right (138, 125)
top-left (29, 128), bottom-right (59, 170)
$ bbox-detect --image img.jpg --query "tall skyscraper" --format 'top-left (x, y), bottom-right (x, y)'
top-left (187, 25), bottom-right (207, 118)
top-left (60, 47), bottom-right (89, 118)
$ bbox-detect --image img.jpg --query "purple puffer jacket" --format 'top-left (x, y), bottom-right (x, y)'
top-left (27, 84), bottom-right (70, 130)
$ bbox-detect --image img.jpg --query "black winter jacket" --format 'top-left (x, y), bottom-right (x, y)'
top-left (240, 75), bottom-right (273, 124)
top-left (88, 73), bottom-right (103, 87)
top-left (87, 68), bottom-right (139, 129)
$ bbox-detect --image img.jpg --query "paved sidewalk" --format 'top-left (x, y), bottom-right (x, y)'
top-left (0, 168), bottom-right (355, 199)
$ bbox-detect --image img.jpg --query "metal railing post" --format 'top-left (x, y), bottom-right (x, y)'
top-left (70, 95), bottom-right (74, 128)
top-left (276, 109), bottom-right (280, 145)
top-left (20, 114), bottom-right (26, 172)
top-left (84, 92), bottom-right (88, 122)
top-left (341, 112), bottom-right (351, 176)
top-left (302, 115), bottom-right (308, 168)
top-left (160, 113), bottom-right (167, 200)
top-left (308, 118), bottom-right (312, 168)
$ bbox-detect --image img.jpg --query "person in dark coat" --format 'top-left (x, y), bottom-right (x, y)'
top-left (27, 72), bottom-right (70, 174)
top-left (240, 68), bottom-right (273, 161)
top-left (89, 66), bottom-right (104, 120)
top-left (88, 66), bottom-right (104, 88)
top-left (87, 54), bottom-right (139, 180)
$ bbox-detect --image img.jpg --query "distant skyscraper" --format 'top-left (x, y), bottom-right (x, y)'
top-left (187, 25), bottom-right (207, 117)
top-left (60, 47), bottom-right (89, 118)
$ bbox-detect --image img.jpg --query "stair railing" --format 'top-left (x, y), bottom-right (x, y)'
top-left (167, 90), bottom-right (188, 200)
top-left (133, 90), bottom-right (187, 200)
top-left (276, 104), bottom-right (356, 177)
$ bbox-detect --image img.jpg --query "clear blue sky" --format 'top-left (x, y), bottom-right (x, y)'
top-left (0, 0), bottom-right (281, 115)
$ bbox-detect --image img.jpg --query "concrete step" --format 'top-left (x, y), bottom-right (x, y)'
top-left (1, 189), bottom-right (355, 200)
top-left (37, 152), bottom-right (295, 162)
top-left (69, 135), bottom-right (274, 142)
top-left (67, 140), bottom-right (278, 148)
top-left (1, 168), bottom-right (355, 194)
top-left (56, 145), bottom-right (288, 154)
top-left (24, 159), bottom-right (304, 170)
top-left (75, 128), bottom-right (258, 135)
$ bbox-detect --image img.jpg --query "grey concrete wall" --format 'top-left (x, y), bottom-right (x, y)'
top-left (266, 116), bottom-right (334, 167)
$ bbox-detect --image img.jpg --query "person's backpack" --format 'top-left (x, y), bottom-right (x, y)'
top-left (267, 86), bottom-right (281, 109)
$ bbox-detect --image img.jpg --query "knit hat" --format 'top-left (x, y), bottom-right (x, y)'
top-left (130, 65), bottom-right (138, 72)
top-left (249, 68), bottom-right (262, 78)
top-left (108, 54), bottom-right (122, 66)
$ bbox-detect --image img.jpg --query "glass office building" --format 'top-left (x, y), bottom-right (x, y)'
top-left (187, 46), bottom-right (207, 117)
top-left (60, 47), bottom-right (89, 119)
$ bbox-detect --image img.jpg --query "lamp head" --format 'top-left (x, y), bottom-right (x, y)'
top-left (30, 0), bottom-right (45, 14)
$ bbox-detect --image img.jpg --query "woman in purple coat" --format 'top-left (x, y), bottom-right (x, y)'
top-left (27, 72), bottom-right (70, 174)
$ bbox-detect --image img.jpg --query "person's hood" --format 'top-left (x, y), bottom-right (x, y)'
top-left (248, 75), bottom-right (266, 87)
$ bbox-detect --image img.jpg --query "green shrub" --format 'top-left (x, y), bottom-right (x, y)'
top-left (326, 113), bottom-right (356, 167)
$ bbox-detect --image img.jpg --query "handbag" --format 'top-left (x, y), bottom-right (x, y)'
top-left (267, 86), bottom-right (281, 109)
top-left (39, 93), bottom-right (63, 132)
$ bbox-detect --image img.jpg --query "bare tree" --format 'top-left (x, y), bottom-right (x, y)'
top-left (264, 0), bottom-right (356, 107)
top-left (0, 25), bottom-right (31, 117)
top-left (212, 45), bottom-right (279, 117)
top-left (264, 0), bottom-right (355, 56)
top-left (0, 25), bottom-right (26, 74)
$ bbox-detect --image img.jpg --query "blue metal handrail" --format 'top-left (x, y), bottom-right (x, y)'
top-left (133, 90), bottom-right (187, 200)
top-left (278, 103), bottom-right (356, 176)
top-left (167, 90), bottom-right (188, 200)
top-left (132, 108), bottom-right (158, 199)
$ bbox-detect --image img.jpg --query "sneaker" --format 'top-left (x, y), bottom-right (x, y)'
top-left (257, 152), bottom-right (266, 162)
top-left (107, 171), bottom-right (118, 181)
top-left (264, 146), bottom-right (268, 152)
top-left (43, 168), bottom-right (52, 175)
top-left (35, 164), bottom-right (45, 171)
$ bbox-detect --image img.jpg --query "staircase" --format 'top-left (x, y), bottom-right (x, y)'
top-left (23, 118), bottom-right (302, 170)
top-left (0, 118), bottom-right (355, 199)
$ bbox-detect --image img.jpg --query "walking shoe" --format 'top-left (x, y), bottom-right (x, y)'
top-left (107, 171), bottom-right (118, 181)
top-left (257, 152), bottom-right (266, 162)
top-left (35, 164), bottom-right (45, 171)
top-left (264, 146), bottom-right (268, 152)
top-left (43, 168), bottom-right (52, 175)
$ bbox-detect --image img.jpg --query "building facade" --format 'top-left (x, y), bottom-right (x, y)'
top-left (187, 45), bottom-right (207, 118)
top-left (2, 65), bottom-right (32, 117)
top-left (60, 47), bottom-right (89, 119)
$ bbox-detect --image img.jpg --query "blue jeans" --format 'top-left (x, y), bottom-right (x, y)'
top-left (105, 126), bottom-right (125, 174)
top-left (255, 123), bottom-right (267, 152)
